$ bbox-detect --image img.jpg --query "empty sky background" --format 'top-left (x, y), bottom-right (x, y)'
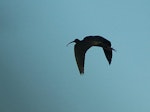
top-left (1, 0), bottom-right (150, 112)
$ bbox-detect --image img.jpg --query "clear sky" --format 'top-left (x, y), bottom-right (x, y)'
top-left (1, 0), bottom-right (150, 112)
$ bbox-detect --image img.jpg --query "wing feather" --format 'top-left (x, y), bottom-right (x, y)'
top-left (103, 48), bottom-right (112, 64)
top-left (74, 44), bottom-right (90, 74)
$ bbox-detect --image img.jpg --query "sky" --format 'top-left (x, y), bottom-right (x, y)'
top-left (1, 0), bottom-right (150, 112)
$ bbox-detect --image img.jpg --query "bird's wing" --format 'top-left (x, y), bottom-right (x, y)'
top-left (103, 48), bottom-right (112, 64)
top-left (101, 37), bottom-right (111, 47)
top-left (74, 44), bottom-right (90, 74)
top-left (101, 37), bottom-right (112, 64)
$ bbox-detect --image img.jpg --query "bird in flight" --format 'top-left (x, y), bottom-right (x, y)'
top-left (67, 36), bottom-right (116, 74)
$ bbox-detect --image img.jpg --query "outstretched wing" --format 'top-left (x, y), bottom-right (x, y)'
top-left (83, 36), bottom-right (113, 65)
top-left (102, 38), bottom-right (112, 64)
top-left (103, 48), bottom-right (112, 64)
top-left (74, 44), bottom-right (90, 74)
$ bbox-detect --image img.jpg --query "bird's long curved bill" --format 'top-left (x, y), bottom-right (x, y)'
top-left (66, 41), bottom-right (74, 46)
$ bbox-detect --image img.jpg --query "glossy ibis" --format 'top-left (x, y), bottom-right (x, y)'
top-left (67, 36), bottom-right (115, 74)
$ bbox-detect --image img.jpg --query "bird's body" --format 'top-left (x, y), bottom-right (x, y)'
top-left (67, 36), bottom-right (115, 74)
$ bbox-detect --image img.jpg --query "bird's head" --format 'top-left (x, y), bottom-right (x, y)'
top-left (66, 39), bottom-right (80, 46)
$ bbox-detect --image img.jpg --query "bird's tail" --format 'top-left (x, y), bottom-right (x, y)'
top-left (111, 47), bottom-right (116, 52)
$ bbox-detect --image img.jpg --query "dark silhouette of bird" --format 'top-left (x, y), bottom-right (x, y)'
top-left (67, 35), bottom-right (115, 74)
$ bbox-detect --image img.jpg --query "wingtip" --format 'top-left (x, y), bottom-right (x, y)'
top-left (79, 71), bottom-right (84, 75)
top-left (108, 61), bottom-right (111, 65)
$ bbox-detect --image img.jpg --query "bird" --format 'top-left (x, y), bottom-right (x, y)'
top-left (67, 35), bottom-right (116, 74)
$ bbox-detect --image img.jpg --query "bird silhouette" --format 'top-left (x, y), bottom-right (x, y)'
top-left (67, 36), bottom-right (115, 74)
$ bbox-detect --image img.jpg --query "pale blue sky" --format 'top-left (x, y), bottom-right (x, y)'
top-left (1, 0), bottom-right (150, 112)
